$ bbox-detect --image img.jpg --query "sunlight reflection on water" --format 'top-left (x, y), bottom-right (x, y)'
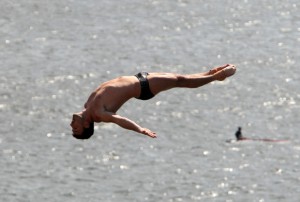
top-left (1, 0), bottom-right (300, 202)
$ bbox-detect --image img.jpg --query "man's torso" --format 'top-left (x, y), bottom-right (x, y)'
top-left (84, 76), bottom-right (140, 121)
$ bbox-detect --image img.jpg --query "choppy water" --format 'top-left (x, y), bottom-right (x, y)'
top-left (1, 0), bottom-right (300, 201)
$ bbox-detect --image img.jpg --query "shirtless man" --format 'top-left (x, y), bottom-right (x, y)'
top-left (70, 64), bottom-right (236, 139)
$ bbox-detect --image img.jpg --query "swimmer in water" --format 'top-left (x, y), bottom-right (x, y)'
top-left (234, 127), bottom-right (287, 142)
top-left (235, 127), bottom-right (247, 141)
top-left (70, 64), bottom-right (236, 139)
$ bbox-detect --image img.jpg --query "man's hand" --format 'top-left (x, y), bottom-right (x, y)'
top-left (141, 128), bottom-right (157, 138)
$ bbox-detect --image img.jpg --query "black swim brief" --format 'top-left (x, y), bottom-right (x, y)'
top-left (135, 72), bottom-right (155, 100)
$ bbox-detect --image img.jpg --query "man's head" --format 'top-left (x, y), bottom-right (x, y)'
top-left (70, 114), bottom-right (94, 139)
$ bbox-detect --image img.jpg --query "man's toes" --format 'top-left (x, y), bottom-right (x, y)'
top-left (223, 64), bottom-right (236, 77)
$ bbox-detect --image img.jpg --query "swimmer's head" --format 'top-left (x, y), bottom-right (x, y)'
top-left (70, 114), bottom-right (94, 139)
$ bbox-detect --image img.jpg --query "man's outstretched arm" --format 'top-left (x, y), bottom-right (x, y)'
top-left (99, 111), bottom-right (157, 138)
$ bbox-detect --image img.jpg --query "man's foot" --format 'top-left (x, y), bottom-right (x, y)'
top-left (213, 64), bottom-right (236, 81)
top-left (208, 64), bottom-right (230, 75)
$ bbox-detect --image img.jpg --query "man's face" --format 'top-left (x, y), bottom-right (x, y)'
top-left (70, 114), bottom-right (84, 135)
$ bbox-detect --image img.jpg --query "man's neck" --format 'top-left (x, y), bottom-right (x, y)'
top-left (81, 109), bottom-right (93, 124)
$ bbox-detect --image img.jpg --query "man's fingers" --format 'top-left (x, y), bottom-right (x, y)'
top-left (151, 133), bottom-right (157, 138)
top-left (147, 132), bottom-right (157, 138)
top-left (142, 128), bottom-right (157, 138)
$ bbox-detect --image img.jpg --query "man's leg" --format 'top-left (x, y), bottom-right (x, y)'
top-left (147, 64), bottom-right (236, 95)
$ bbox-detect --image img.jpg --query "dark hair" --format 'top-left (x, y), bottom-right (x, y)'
top-left (73, 122), bottom-right (94, 139)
